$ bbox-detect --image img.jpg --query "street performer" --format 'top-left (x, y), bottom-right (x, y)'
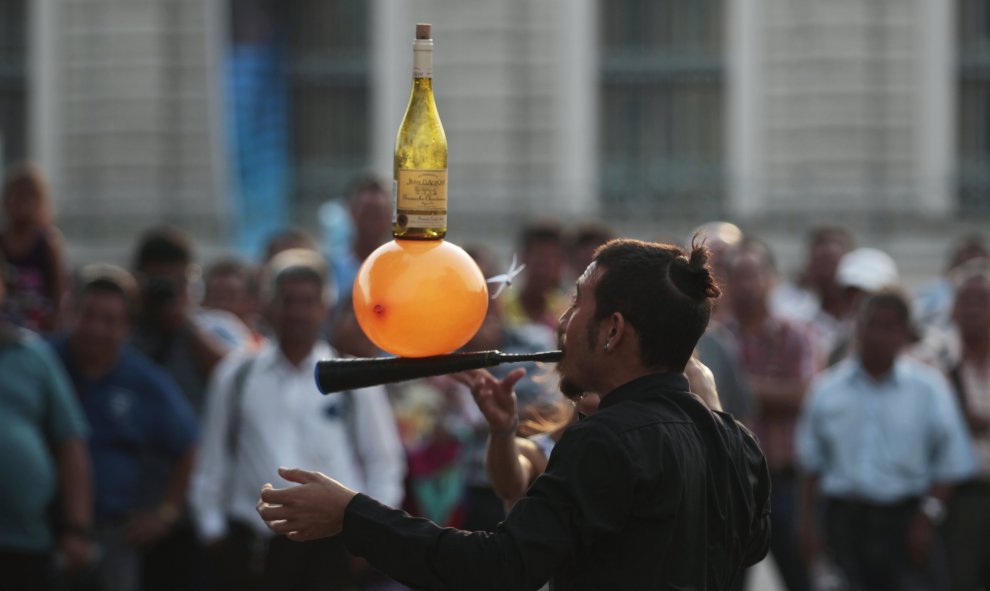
top-left (257, 239), bottom-right (771, 590)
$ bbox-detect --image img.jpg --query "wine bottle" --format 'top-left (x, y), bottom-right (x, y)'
top-left (393, 23), bottom-right (448, 240)
top-left (315, 350), bottom-right (563, 394)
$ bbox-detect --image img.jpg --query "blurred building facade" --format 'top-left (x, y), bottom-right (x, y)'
top-left (2, 0), bottom-right (988, 279)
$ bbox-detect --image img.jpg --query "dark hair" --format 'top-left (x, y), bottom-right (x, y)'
top-left (2, 162), bottom-right (53, 224)
top-left (859, 288), bottom-right (912, 328)
top-left (808, 225), bottom-right (854, 251)
top-left (205, 256), bottom-right (252, 283)
top-left (727, 236), bottom-right (777, 274)
top-left (519, 220), bottom-right (565, 252)
top-left (133, 226), bottom-right (194, 271)
top-left (592, 239), bottom-right (721, 371)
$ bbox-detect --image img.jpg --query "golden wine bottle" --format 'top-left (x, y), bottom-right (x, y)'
top-left (393, 23), bottom-right (448, 240)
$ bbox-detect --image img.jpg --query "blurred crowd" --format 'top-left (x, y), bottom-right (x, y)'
top-left (1, 162), bottom-right (989, 591)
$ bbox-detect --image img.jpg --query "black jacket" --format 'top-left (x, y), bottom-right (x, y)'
top-left (343, 372), bottom-right (771, 590)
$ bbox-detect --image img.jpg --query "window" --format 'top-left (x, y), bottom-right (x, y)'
top-left (286, 0), bottom-right (371, 218)
top-left (959, 0), bottom-right (990, 216)
top-left (599, 0), bottom-right (725, 219)
top-left (0, 0), bottom-right (27, 169)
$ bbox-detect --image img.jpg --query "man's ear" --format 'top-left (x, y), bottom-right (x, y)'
top-left (606, 312), bottom-right (627, 347)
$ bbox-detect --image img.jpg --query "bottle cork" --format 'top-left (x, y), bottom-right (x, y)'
top-left (416, 23), bottom-right (431, 40)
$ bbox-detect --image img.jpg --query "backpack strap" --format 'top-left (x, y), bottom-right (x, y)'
top-left (226, 356), bottom-right (256, 458)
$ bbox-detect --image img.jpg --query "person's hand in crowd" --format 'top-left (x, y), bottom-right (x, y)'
top-left (58, 531), bottom-right (94, 573)
top-left (257, 468), bottom-right (357, 541)
top-left (127, 506), bottom-right (177, 547)
top-left (797, 517), bottom-right (824, 569)
top-left (685, 356), bottom-right (722, 412)
top-left (451, 368), bottom-right (526, 434)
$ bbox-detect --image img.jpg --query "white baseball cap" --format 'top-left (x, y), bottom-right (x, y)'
top-left (837, 247), bottom-right (899, 292)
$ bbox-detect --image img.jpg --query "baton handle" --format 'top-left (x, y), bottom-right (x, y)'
top-left (314, 350), bottom-right (563, 394)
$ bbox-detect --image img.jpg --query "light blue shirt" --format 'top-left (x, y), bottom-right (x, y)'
top-left (797, 356), bottom-right (975, 503)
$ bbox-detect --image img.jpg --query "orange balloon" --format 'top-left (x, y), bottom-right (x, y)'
top-left (353, 239), bottom-right (489, 357)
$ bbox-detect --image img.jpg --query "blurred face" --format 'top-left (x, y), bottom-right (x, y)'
top-left (523, 240), bottom-right (566, 293)
top-left (71, 290), bottom-right (129, 356)
top-left (953, 276), bottom-right (990, 337)
top-left (857, 304), bottom-right (909, 372)
top-left (3, 179), bottom-right (43, 227)
top-left (351, 189), bottom-right (392, 243)
top-left (727, 251), bottom-right (771, 314)
top-left (204, 272), bottom-right (249, 318)
top-left (268, 277), bottom-right (327, 350)
top-left (807, 237), bottom-right (847, 287)
top-left (138, 261), bottom-right (191, 318)
top-left (556, 263), bottom-right (604, 398)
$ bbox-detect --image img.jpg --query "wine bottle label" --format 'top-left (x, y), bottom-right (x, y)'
top-left (397, 169), bottom-right (447, 211)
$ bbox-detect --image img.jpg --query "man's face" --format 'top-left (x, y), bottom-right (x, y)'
top-left (808, 237), bottom-right (846, 286)
top-left (953, 277), bottom-right (990, 335)
top-left (268, 278), bottom-right (328, 350)
top-left (727, 251), bottom-right (770, 313)
top-left (204, 272), bottom-right (249, 319)
top-left (139, 261), bottom-right (191, 315)
top-left (72, 291), bottom-right (129, 355)
top-left (857, 304), bottom-right (909, 370)
top-left (523, 241), bottom-right (566, 293)
top-left (351, 189), bottom-right (392, 243)
top-left (556, 263), bottom-right (604, 398)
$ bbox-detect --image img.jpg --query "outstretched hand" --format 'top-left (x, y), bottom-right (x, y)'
top-left (256, 467), bottom-right (357, 542)
top-left (451, 367), bottom-right (526, 433)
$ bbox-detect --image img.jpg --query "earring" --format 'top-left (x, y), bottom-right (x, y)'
top-left (603, 342), bottom-right (611, 353)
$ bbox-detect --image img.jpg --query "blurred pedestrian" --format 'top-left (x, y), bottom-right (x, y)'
top-left (0, 254), bottom-right (93, 590)
top-left (501, 220), bottom-right (570, 337)
top-left (190, 248), bottom-right (405, 591)
top-left (722, 237), bottom-right (819, 591)
top-left (772, 225), bottom-right (855, 361)
top-left (328, 175), bottom-right (392, 302)
top-left (199, 256), bottom-right (261, 349)
top-left (52, 265), bottom-right (197, 591)
top-left (797, 289), bottom-right (975, 591)
top-left (0, 163), bottom-right (68, 333)
top-left (915, 234), bottom-right (988, 333)
top-left (944, 266), bottom-right (990, 591)
top-left (129, 226), bottom-right (225, 590)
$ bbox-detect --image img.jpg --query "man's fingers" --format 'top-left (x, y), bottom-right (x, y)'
top-left (278, 467), bottom-right (319, 484)
top-left (266, 519), bottom-right (304, 536)
top-left (257, 502), bottom-right (292, 522)
top-left (501, 368), bottom-right (526, 391)
top-left (260, 485), bottom-right (295, 505)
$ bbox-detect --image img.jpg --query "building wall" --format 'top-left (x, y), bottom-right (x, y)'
top-left (37, 0), bottom-right (227, 263)
top-left (18, 0), bottom-right (982, 282)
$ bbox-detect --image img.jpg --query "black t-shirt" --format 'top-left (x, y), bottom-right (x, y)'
top-left (344, 372), bottom-right (771, 590)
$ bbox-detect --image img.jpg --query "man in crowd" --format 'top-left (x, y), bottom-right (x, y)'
top-left (190, 248), bottom-right (405, 590)
top-left (797, 289), bottom-right (975, 591)
top-left (52, 265), bottom-right (198, 591)
top-left (130, 226), bottom-right (227, 589)
top-left (501, 220), bottom-right (571, 336)
top-left (257, 239), bottom-right (771, 590)
top-left (944, 266), bottom-right (990, 591)
top-left (721, 237), bottom-right (819, 591)
top-left (0, 254), bottom-right (93, 590)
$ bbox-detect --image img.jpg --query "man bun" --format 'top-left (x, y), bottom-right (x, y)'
top-left (670, 244), bottom-right (721, 300)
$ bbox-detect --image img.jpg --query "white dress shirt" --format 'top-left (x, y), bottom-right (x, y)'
top-left (190, 340), bottom-right (406, 540)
